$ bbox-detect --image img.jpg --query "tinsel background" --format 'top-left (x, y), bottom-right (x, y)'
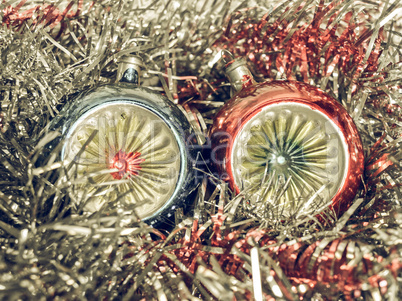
top-left (0, 0), bottom-right (401, 300)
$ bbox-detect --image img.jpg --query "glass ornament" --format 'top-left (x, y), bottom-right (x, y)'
top-left (46, 55), bottom-right (198, 225)
top-left (210, 53), bottom-right (364, 218)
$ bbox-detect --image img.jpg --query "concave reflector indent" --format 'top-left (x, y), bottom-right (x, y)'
top-left (231, 102), bottom-right (348, 217)
top-left (63, 102), bottom-right (182, 219)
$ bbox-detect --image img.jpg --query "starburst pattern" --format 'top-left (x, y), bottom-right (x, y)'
top-left (63, 102), bottom-right (182, 219)
top-left (109, 150), bottom-right (144, 180)
top-left (232, 103), bottom-right (347, 217)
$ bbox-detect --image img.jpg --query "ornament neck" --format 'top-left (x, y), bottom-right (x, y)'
top-left (222, 51), bottom-right (256, 95)
top-left (116, 55), bottom-right (144, 85)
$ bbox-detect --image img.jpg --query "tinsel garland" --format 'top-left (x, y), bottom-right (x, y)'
top-left (0, 0), bottom-right (401, 300)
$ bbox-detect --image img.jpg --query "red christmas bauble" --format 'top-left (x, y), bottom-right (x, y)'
top-left (210, 79), bottom-right (364, 218)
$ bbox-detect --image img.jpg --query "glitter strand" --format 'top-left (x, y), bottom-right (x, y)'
top-left (0, 0), bottom-right (400, 300)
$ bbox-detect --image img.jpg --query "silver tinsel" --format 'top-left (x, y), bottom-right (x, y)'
top-left (0, 0), bottom-right (401, 300)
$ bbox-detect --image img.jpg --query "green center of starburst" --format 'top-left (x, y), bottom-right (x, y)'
top-left (232, 103), bottom-right (346, 217)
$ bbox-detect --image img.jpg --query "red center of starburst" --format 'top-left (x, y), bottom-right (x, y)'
top-left (109, 150), bottom-right (145, 180)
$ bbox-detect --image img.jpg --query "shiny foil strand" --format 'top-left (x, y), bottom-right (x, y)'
top-left (0, 0), bottom-right (401, 300)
